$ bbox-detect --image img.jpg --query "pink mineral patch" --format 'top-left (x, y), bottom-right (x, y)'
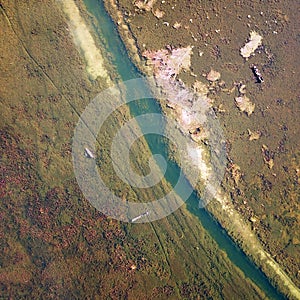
top-left (143, 46), bottom-right (193, 80)
top-left (143, 46), bottom-right (211, 139)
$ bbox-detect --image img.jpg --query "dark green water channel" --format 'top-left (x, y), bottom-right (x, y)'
top-left (83, 0), bottom-right (285, 299)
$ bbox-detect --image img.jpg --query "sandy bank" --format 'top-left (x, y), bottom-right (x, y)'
top-left (59, 0), bottom-right (111, 83)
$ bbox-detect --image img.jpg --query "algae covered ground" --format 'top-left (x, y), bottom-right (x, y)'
top-left (0, 0), bottom-right (299, 299)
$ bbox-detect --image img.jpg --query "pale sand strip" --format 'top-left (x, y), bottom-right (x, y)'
top-left (213, 191), bottom-right (300, 299)
top-left (60, 0), bottom-right (111, 83)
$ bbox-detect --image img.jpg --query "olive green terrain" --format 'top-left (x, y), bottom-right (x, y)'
top-left (112, 0), bottom-right (300, 288)
top-left (0, 1), bottom-right (271, 299)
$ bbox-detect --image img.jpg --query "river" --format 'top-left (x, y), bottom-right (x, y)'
top-left (83, 0), bottom-right (286, 298)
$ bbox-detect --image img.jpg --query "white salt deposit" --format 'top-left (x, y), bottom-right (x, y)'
top-left (240, 31), bottom-right (263, 59)
top-left (187, 146), bottom-right (210, 181)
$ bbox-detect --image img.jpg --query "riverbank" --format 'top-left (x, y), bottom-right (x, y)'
top-left (102, 0), bottom-right (300, 298)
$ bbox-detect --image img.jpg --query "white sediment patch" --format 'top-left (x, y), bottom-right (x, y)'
top-left (240, 31), bottom-right (263, 59)
top-left (235, 95), bottom-right (255, 116)
top-left (60, 0), bottom-right (111, 82)
top-left (134, 0), bottom-right (157, 11)
top-left (187, 146), bottom-right (210, 182)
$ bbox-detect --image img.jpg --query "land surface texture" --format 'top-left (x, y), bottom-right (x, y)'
top-left (0, 0), bottom-right (299, 299)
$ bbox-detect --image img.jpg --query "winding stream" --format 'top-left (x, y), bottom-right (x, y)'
top-left (83, 0), bottom-right (285, 299)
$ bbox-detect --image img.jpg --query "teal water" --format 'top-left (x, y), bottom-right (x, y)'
top-left (83, 0), bottom-right (285, 299)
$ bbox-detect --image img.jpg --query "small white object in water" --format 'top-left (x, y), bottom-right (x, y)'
top-left (240, 31), bottom-right (263, 59)
top-left (84, 148), bottom-right (95, 159)
top-left (131, 211), bottom-right (149, 222)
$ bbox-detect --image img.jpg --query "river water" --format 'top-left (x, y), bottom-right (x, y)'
top-left (83, 0), bottom-right (285, 298)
